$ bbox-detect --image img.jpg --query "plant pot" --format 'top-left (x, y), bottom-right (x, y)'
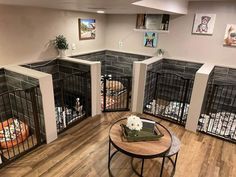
top-left (157, 53), bottom-right (163, 57)
top-left (58, 49), bottom-right (67, 58)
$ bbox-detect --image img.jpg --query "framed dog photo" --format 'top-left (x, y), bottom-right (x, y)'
top-left (144, 32), bottom-right (157, 48)
top-left (79, 19), bottom-right (96, 40)
top-left (224, 24), bottom-right (236, 47)
top-left (192, 14), bottom-right (216, 35)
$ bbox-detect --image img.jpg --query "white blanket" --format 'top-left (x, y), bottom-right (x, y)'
top-left (200, 112), bottom-right (236, 140)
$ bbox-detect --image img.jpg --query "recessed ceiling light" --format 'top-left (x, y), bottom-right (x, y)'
top-left (97, 10), bottom-right (105, 14)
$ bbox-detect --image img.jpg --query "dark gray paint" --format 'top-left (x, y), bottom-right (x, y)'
top-left (72, 50), bottom-right (150, 76)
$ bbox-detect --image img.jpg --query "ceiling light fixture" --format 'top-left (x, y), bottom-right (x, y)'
top-left (97, 10), bottom-right (105, 14)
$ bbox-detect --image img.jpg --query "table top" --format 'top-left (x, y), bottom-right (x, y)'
top-left (109, 118), bottom-right (172, 158)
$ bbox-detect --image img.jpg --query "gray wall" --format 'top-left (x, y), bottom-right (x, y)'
top-left (211, 66), bottom-right (236, 85)
top-left (73, 50), bottom-right (150, 76)
top-left (0, 69), bottom-right (11, 119)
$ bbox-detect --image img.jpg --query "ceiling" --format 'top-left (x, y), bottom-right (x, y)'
top-left (0, 0), bottom-right (233, 14)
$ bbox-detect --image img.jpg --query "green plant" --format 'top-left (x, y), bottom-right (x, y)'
top-left (54, 35), bottom-right (69, 50)
top-left (157, 48), bottom-right (164, 55)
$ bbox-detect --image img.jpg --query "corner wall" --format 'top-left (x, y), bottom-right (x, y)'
top-left (105, 1), bottom-right (236, 67)
top-left (0, 5), bottom-right (107, 66)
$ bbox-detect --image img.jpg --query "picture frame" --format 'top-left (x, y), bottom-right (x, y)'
top-left (144, 32), bottom-right (157, 48)
top-left (192, 14), bottom-right (216, 35)
top-left (223, 24), bottom-right (236, 47)
top-left (79, 19), bottom-right (96, 40)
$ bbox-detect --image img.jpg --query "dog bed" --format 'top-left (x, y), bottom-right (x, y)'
top-left (106, 80), bottom-right (124, 91)
top-left (0, 118), bottom-right (29, 149)
top-left (101, 96), bottom-right (116, 109)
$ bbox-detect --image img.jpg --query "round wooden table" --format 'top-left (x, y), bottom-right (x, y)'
top-left (108, 117), bottom-right (172, 177)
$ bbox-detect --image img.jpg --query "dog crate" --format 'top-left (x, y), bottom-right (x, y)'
top-left (72, 50), bottom-right (150, 112)
top-left (143, 59), bottom-right (202, 125)
top-left (101, 75), bottom-right (132, 112)
top-left (23, 59), bottom-right (91, 133)
top-left (0, 69), bottom-right (45, 167)
top-left (198, 66), bottom-right (236, 143)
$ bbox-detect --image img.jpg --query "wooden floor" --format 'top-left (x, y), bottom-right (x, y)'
top-left (0, 112), bottom-right (235, 177)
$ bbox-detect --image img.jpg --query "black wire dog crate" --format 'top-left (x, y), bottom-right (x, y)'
top-left (101, 75), bottom-right (132, 112)
top-left (72, 50), bottom-right (150, 112)
top-left (144, 59), bottom-right (202, 125)
top-left (23, 59), bottom-right (91, 133)
top-left (198, 66), bottom-right (236, 143)
top-left (0, 69), bottom-right (45, 167)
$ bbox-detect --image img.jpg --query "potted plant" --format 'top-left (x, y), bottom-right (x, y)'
top-left (54, 35), bottom-right (69, 58)
top-left (157, 48), bottom-right (165, 57)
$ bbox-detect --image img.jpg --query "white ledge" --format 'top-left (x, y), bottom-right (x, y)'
top-left (133, 29), bottom-right (169, 33)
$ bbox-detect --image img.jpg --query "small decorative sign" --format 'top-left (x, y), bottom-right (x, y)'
top-left (79, 19), bottom-right (96, 40)
top-left (144, 32), bottom-right (157, 48)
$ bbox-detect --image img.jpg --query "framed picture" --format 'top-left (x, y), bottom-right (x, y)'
top-left (79, 19), bottom-right (96, 40)
top-left (224, 24), bottom-right (236, 47)
top-left (144, 32), bottom-right (157, 48)
top-left (192, 14), bottom-right (216, 35)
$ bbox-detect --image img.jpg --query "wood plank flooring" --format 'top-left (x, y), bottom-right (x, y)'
top-left (0, 112), bottom-right (235, 177)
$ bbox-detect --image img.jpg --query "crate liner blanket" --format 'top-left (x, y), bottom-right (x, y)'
top-left (199, 112), bottom-right (236, 140)
top-left (163, 101), bottom-right (189, 120)
top-left (146, 101), bottom-right (189, 121)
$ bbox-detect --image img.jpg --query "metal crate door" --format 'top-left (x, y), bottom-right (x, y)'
top-left (198, 83), bottom-right (236, 143)
top-left (102, 76), bottom-right (132, 112)
top-left (0, 87), bottom-right (43, 167)
top-left (144, 71), bottom-right (193, 125)
top-left (55, 72), bottom-right (90, 133)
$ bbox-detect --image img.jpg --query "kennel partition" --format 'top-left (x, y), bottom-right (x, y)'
top-left (143, 59), bottom-right (202, 125)
top-left (0, 69), bottom-right (44, 167)
top-left (72, 50), bottom-right (150, 112)
top-left (23, 59), bottom-right (91, 133)
top-left (198, 66), bottom-right (236, 143)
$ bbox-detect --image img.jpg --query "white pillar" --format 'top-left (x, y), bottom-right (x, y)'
top-left (90, 62), bottom-right (102, 116)
top-left (186, 64), bottom-right (215, 132)
top-left (39, 75), bottom-right (58, 143)
top-left (131, 62), bottom-right (147, 113)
